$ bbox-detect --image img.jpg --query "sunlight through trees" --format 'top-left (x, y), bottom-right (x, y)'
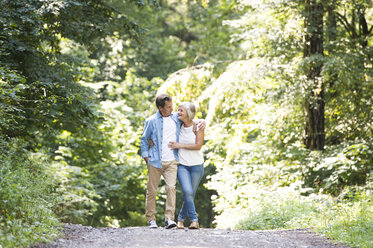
top-left (1, 0), bottom-right (372, 247)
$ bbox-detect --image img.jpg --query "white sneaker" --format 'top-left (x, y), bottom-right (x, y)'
top-left (165, 218), bottom-right (177, 229)
top-left (148, 220), bottom-right (158, 228)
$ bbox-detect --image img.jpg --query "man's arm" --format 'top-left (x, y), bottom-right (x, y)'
top-left (140, 119), bottom-right (152, 163)
top-left (173, 111), bottom-right (206, 130)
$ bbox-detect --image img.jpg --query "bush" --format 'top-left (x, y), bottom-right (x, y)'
top-left (0, 138), bottom-right (61, 248)
top-left (302, 141), bottom-right (373, 195)
top-left (235, 187), bottom-right (373, 248)
top-left (318, 192), bottom-right (373, 248)
top-left (236, 197), bottom-right (316, 230)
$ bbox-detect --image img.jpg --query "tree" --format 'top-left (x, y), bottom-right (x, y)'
top-left (302, 0), bottom-right (325, 150)
top-left (0, 0), bottom-right (153, 244)
top-left (336, 1), bottom-right (373, 48)
top-left (0, 0), bottom-right (140, 142)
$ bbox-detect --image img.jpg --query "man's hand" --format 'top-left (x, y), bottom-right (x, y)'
top-left (144, 157), bottom-right (149, 165)
top-left (194, 119), bottom-right (206, 131)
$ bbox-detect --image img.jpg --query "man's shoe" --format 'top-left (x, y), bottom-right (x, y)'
top-left (177, 221), bottom-right (184, 229)
top-left (148, 220), bottom-right (158, 228)
top-left (189, 221), bottom-right (199, 229)
top-left (165, 218), bottom-right (177, 229)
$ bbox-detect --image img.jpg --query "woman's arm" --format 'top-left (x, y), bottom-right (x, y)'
top-left (168, 129), bottom-right (204, 150)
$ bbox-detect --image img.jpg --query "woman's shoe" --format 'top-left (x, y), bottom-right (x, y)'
top-left (177, 221), bottom-right (184, 229)
top-left (189, 221), bottom-right (199, 229)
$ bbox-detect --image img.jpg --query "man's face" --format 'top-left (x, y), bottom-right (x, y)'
top-left (159, 101), bottom-right (173, 117)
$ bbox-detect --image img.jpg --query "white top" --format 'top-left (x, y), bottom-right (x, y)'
top-left (178, 125), bottom-right (204, 166)
top-left (162, 116), bottom-right (177, 162)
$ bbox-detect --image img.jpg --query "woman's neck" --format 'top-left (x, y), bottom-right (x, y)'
top-left (183, 120), bottom-right (193, 127)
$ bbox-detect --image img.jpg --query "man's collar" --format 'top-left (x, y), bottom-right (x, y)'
top-left (157, 110), bottom-right (174, 119)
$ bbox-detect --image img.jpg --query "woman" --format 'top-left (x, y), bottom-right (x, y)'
top-left (168, 102), bottom-right (204, 229)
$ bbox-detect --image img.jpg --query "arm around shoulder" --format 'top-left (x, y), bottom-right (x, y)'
top-left (193, 119), bottom-right (206, 131)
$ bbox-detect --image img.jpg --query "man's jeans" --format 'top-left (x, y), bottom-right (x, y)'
top-left (145, 160), bottom-right (178, 223)
top-left (177, 163), bottom-right (204, 222)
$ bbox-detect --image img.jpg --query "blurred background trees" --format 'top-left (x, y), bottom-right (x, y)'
top-left (0, 0), bottom-right (372, 247)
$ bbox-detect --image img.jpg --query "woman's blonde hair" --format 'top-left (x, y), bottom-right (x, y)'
top-left (179, 102), bottom-right (196, 121)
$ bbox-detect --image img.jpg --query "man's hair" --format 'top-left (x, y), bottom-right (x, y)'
top-left (179, 102), bottom-right (196, 121)
top-left (156, 94), bottom-right (172, 108)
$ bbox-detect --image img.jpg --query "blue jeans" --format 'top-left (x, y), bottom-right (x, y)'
top-left (177, 163), bottom-right (204, 222)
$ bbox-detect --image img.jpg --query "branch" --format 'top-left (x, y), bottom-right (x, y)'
top-left (368, 25), bottom-right (373, 35)
top-left (336, 12), bottom-right (357, 38)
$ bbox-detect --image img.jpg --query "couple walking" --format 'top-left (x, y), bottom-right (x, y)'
top-left (140, 93), bottom-right (205, 229)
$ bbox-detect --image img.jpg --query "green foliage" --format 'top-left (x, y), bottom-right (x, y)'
top-left (302, 141), bottom-right (373, 195)
top-left (96, 0), bottom-right (241, 80)
top-left (51, 150), bottom-right (100, 224)
top-left (0, 138), bottom-right (60, 247)
top-left (50, 75), bottom-right (156, 227)
top-left (236, 189), bottom-right (373, 247)
top-left (198, 0), bottom-right (371, 219)
top-left (323, 55), bottom-right (373, 143)
top-left (318, 193), bottom-right (373, 248)
top-left (0, 67), bottom-right (27, 136)
top-left (236, 190), bottom-right (317, 230)
top-left (0, 0), bottom-right (372, 247)
top-left (0, 0), bottom-right (153, 245)
top-left (0, 0), bottom-right (142, 140)
top-left (154, 3), bottom-right (372, 248)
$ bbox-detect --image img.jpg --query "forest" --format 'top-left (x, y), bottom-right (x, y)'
top-left (0, 0), bottom-right (372, 247)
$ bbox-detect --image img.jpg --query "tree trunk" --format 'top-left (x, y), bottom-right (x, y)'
top-left (303, 0), bottom-right (325, 150)
top-left (326, 1), bottom-right (337, 42)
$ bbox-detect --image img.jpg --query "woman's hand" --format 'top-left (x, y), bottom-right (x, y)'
top-left (168, 141), bottom-right (182, 150)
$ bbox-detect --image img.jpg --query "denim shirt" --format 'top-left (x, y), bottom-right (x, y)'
top-left (140, 111), bottom-right (181, 169)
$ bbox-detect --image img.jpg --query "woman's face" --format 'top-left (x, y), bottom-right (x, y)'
top-left (177, 106), bottom-right (188, 121)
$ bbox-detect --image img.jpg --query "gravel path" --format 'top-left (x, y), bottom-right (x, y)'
top-left (32, 223), bottom-right (350, 248)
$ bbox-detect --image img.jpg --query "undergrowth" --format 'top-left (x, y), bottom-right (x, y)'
top-left (0, 138), bottom-right (61, 248)
top-left (236, 189), bottom-right (373, 248)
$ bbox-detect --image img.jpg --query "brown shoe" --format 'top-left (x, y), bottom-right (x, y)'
top-left (189, 221), bottom-right (199, 229)
top-left (177, 221), bottom-right (184, 229)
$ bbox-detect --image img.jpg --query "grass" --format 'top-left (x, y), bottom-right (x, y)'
top-left (235, 190), bottom-right (373, 248)
top-left (0, 139), bottom-right (62, 248)
top-left (318, 195), bottom-right (373, 248)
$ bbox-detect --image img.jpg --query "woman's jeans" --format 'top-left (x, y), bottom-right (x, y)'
top-left (177, 163), bottom-right (204, 222)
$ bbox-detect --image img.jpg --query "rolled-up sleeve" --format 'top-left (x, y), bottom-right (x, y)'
top-left (140, 119), bottom-right (151, 158)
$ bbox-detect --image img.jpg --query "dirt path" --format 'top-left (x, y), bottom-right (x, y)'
top-left (33, 223), bottom-right (350, 248)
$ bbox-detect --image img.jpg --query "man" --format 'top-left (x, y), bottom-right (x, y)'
top-left (140, 94), bottom-right (204, 229)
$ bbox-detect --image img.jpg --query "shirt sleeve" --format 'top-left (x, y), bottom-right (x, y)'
top-left (140, 119), bottom-right (152, 158)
